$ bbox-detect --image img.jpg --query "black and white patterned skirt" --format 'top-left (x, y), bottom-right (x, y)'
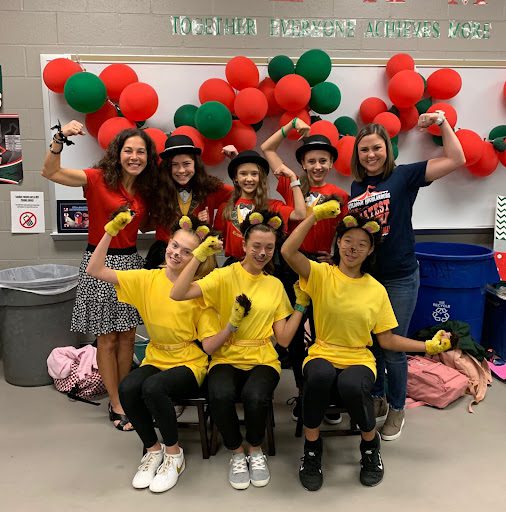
top-left (70, 248), bottom-right (144, 336)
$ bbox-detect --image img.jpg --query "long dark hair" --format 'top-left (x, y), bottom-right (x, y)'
top-left (351, 124), bottom-right (396, 182)
top-left (94, 128), bottom-right (158, 203)
top-left (151, 153), bottom-right (225, 230)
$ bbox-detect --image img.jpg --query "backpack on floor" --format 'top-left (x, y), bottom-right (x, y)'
top-left (407, 355), bottom-right (468, 409)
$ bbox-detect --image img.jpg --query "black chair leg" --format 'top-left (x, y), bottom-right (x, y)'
top-left (265, 403), bottom-right (276, 456)
top-left (196, 401), bottom-right (210, 459)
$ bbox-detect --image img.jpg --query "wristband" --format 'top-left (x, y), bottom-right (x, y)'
top-left (281, 126), bottom-right (287, 138)
top-left (49, 142), bottom-right (63, 155)
top-left (435, 110), bottom-right (446, 126)
top-left (294, 304), bottom-right (306, 314)
top-left (290, 179), bottom-right (301, 188)
top-left (292, 117), bottom-right (298, 129)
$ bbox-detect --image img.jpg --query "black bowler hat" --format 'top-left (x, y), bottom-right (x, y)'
top-left (227, 150), bottom-right (270, 180)
top-left (295, 134), bottom-right (338, 164)
top-left (159, 134), bottom-right (201, 160)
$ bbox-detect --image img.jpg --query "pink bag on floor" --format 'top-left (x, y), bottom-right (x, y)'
top-left (407, 355), bottom-right (469, 409)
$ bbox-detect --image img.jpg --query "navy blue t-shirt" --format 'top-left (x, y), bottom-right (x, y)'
top-left (349, 161), bottom-right (429, 281)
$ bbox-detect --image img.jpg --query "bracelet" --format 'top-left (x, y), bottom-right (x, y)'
top-left (49, 142), bottom-right (63, 155)
top-left (290, 179), bottom-right (301, 188)
top-left (292, 117), bottom-right (298, 129)
top-left (435, 110), bottom-right (446, 126)
top-left (281, 126), bottom-right (287, 138)
top-left (50, 120), bottom-right (75, 147)
top-left (294, 304), bottom-right (306, 314)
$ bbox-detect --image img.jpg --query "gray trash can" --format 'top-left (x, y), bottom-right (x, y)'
top-left (0, 264), bottom-right (79, 386)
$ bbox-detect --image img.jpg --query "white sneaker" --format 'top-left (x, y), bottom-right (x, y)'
top-left (149, 448), bottom-right (185, 493)
top-left (249, 451), bottom-right (270, 487)
top-left (229, 453), bottom-right (250, 490)
top-left (132, 446), bottom-right (164, 489)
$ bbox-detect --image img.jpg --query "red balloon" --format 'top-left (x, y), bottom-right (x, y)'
top-left (359, 97), bottom-right (387, 124)
top-left (310, 120), bottom-right (339, 149)
top-left (99, 64), bottom-right (138, 102)
top-left (455, 129), bottom-right (485, 166)
top-left (223, 120), bottom-right (257, 152)
top-left (172, 125), bottom-right (205, 153)
top-left (504, 82), bottom-right (506, 100)
top-left (199, 78), bottom-right (235, 111)
top-left (274, 74), bottom-right (311, 112)
top-left (234, 88), bottom-right (268, 125)
top-left (386, 53), bottom-right (415, 80)
top-left (426, 69), bottom-right (462, 100)
top-left (388, 70), bottom-right (424, 108)
top-left (85, 102), bottom-right (118, 138)
top-left (43, 58), bottom-right (82, 93)
top-left (467, 142), bottom-right (499, 177)
top-left (498, 143), bottom-right (506, 167)
top-left (398, 106), bottom-right (419, 132)
top-left (334, 136), bottom-right (356, 176)
top-left (97, 117), bottom-right (136, 150)
top-left (143, 127), bottom-right (167, 156)
top-left (201, 138), bottom-right (225, 166)
top-left (225, 56), bottom-right (259, 90)
top-left (119, 82), bottom-right (158, 121)
top-left (426, 102), bottom-right (457, 136)
top-left (258, 78), bottom-right (283, 117)
top-left (373, 112), bottom-right (401, 138)
top-left (279, 110), bottom-right (311, 140)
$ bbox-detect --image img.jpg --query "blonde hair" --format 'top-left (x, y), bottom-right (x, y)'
top-left (351, 124), bottom-right (396, 182)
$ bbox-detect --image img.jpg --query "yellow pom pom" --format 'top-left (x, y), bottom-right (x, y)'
top-left (267, 216), bottom-right (282, 230)
top-left (249, 212), bottom-right (264, 225)
top-left (179, 216), bottom-right (193, 230)
top-left (343, 215), bottom-right (359, 228)
top-left (363, 221), bottom-right (380, 234)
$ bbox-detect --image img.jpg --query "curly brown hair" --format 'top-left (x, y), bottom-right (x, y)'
top-left (93, 128), bottom-right (158, 204)
top-left (222, 164), bottom-right (270, 220)
top-left (151, 154), bottom-right (225, 230)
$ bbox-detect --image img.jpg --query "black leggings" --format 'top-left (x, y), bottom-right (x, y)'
top-left (207, 364), bottom-right (280, 450)
top-left (119, 365), bottom-right (200, 448)
top-left (302, 358), bottom-right (376, 432)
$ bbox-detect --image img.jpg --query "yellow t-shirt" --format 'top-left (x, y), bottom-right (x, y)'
top-left (300, 260), bottom-right (398, 377)
top-left (197, 262), bottom-right (293, 374)
top-left (115, 269), bottom-right (220, 385)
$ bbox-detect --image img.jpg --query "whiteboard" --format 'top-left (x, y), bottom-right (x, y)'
top-left (41, 54), bottom-right (506, 232)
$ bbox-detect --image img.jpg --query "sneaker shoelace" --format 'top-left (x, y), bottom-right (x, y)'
top-left (249, 453), bottom-right (267, 471)
top-left (300, 452), bottom-right (321, 474)
top-left (361, 449), bottom-right (383, 471)
top-left (156, 453), bottom-right (175, 475)
top-left (138, 451), bottom-right (161, 472)
top-left (231, 456), bottom-right (248, 475)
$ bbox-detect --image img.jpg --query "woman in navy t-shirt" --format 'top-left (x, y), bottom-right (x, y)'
top-left (348, 111), bottom-right (465, 441)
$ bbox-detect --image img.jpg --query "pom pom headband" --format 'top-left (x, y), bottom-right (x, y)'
top-left (178, 215), bottom-right (210, 240)
top-left (248, 212), bottom-right (282, 230)
top-left (342, 215), bottom-right (380, 234)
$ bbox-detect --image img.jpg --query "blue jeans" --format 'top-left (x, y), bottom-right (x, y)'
top-left (371, 267), bottom-right (420, 410)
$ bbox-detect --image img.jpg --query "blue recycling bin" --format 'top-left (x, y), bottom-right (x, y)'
top-left (408, 242), bottom-right (499, 341)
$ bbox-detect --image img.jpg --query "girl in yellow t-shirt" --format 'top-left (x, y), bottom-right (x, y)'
top-left (280, 203), bottom-right (454, 491)
top-left (171, 210), bottom-right (306, 491)
top-left (87, 212), bottom-right (229, 494)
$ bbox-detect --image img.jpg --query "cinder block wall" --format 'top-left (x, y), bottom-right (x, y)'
top-left (0, 0), bottom-right (504, 269)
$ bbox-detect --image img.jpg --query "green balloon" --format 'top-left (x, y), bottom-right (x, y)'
top-left (309, 82), bottom-right (341, 114)
top-left (64, 72), bottom-right (106, 113)
top-left (295, 49), bottom-right (331, 87)
top-left (416, 97), bottom-right (432, 115)
top-left (334, 116), bottom-right (357, 136)
top-left (492, 137), bottom-right (506, 152)
top-left (432, 135), bottom-right (444, 147)
top-left (489, 125), bottom-right (506, 141)
top-left (174, 104), bottom-right (198, 128)
top-left (195, 101), bottom-right (232, 140)
top-left (268, 55), bottom-right (294, 83)
top-left (392, 142), bottom-right (399, 160)
top-left (390, 135), bottom-right (398, 145)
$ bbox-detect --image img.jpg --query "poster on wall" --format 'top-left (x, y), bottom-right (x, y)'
top-left (10, 191), bottom-right (45, 234)
top-left (56, 200), bottom-right (89, 233)
top-left (0, 114), bottom-right (23, 185)
top-left (0, 65), bottom-right (3, 109)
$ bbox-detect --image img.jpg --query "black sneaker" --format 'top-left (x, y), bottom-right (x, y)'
top-left (360, 442), bottom-right (384, 487)
top-left (287, 396), bottom-right (301, 422)
top-left (299, 445), bottom-right (323, 491)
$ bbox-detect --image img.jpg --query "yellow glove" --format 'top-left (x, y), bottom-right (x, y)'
top-left (425, 330), bottom-right (453, 355)
top-left (192, 236), bottom-right (222, 262)
top-left (293, 280), bottom-right (310, 308)
top-left (228, 294), bottom-right (252, 332)
top-left (313, 199), bottom-right (341, 221)
top-left (104, 210), bottom-right (134, 236)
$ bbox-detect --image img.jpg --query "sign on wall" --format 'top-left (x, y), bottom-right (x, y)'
top-left (10, 192), bottom-right (45, 234)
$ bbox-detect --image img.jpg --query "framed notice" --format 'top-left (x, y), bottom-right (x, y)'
top-left (0, 114), bottom-right (23, 185)
top-left (57, 200), bottom-right (89, 233)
